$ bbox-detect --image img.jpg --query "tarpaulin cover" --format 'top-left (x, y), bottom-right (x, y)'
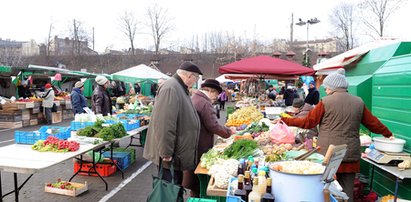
top-left (218, 55), bottom-right (315, 76)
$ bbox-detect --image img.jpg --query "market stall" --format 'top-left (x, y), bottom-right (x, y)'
top-left (111, 64), bottom-right (169, 97)
top-left (193, 105), bottom-right (335, 201)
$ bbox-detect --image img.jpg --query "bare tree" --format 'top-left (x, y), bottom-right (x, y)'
top-left (0, 46), bottom-right (23, 67)
top-left (329, 2), bottom-right (356, 51)
top-left (359, 0), bottom-right (405, 38)
top-left (70, 19), bottom-right (91, 56)
top-left (146, 4), bottom-right (174, 54)
top-left (119, 10), bottom-right (138, 55)
top-left (45, 19), bottom-right (54, 57)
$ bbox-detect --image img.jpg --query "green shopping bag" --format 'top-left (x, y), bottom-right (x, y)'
top-left (146, 160), bottom-right (184, 202)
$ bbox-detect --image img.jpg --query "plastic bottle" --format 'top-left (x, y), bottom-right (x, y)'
top-left (251, 167), bottom-right (258, 184)
top-left (257, 170), bottom-right (267, 195)
top-left (248, 177), bottom-right (261, 202)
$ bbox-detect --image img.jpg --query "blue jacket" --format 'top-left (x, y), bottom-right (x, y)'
top-left (71, 88), bottom-right (87, 115)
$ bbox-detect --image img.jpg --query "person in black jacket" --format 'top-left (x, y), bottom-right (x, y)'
top-left (284, 86), bottom-right (298, 106)
top-left (305, 81), bottom-right (320, 105)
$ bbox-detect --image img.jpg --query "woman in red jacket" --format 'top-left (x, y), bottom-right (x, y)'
top-left (279, 69), bottom-right (393, 202)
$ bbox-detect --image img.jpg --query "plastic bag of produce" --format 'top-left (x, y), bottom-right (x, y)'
top-left (270, 120), bottom-right (295, 144)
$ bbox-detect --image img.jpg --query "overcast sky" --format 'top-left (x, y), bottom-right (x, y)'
top-left (1, 0), bottom-right (410, 52)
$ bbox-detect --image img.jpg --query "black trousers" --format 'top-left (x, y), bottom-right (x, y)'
top-left (219, 101), bottom-right (226, 110)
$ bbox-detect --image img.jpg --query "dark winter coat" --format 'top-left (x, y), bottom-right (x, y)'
top-left (192, 90), bottom-right (231, 162)
top-left (91, 85), bottom-right (112, 116)
top-left (143, 74), bottom-right (201, 171)
top-left (284, 89), bottom-right (298, 106)
top-left (305, 87), bottom-right (320, 105)
top-left (71, 88), bottom-right (87, 115)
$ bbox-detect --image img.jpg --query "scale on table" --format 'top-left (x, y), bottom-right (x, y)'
top-left (367, 149), bottom-right (411, 165)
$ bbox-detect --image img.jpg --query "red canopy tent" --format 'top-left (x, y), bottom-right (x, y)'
top-left (218, 55), bottom-right (315, 76)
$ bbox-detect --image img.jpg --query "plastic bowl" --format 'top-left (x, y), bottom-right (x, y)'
top-left (373, 136), bottom-right (406, 153)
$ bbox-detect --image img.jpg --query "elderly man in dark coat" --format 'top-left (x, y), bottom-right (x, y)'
top-left (143, 62), bottom-right (202, 188)
top-left (182, 79), bottom-right (235, 197)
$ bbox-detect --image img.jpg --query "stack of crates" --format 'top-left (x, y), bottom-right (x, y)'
top-left (14, 126), bottom-right (71, 144)
top-left (102, 151), bottom-right (131, 170)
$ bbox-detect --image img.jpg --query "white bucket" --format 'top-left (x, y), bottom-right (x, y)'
top-left (270, 166), bottom-right (324, 202)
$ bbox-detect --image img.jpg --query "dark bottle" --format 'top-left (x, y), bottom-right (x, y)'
top-left (238, 162), bottom-right (244, 175)
top-left (234, 174), bottom-right (247, 201)
top-left (244, 171), bottom-right (253, 197)
top-left (261, 178), bottom-right (275, 202)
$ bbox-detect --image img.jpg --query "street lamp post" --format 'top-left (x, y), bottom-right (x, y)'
top-left (296, 18), bottom-right (320, 67)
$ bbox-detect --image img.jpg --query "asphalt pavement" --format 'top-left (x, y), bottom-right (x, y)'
top-left (0, 103), bottom-right (230, 202)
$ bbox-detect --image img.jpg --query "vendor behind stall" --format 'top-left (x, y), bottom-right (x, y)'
top-left (17, 79), bottom-right (32, 99)
top-left (279, 69), bottom-right (393, 202)
top-left (42, 83), bottom-right (55, 124)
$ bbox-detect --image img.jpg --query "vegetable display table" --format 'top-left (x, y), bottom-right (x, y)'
top-left (194, 164), bottom-right (226, 202)
top-left (0, 143), bottom-right (102, 202)
top-left (362, 157), bottom-right (411, 202)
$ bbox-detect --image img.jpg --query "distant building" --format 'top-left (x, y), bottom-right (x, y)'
top-left (291, 38), bottom-right (339, 53)
top-left (49, 36), bottom-right (97, 56)
top-left (0, 38), bottom-right (39, 56)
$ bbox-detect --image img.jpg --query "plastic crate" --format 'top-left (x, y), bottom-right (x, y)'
top-left (198, 174), bottom-right (227, 202)
top-left (38, 126), bottom-right (71, 140)
top-left (124, 120), bottom-right (140, 131)
top-left (226, 178), bottom-right (245, 202)
top-left (73, 160), bottom-right (116, 177)
top-left (14, 131), bottom-right (45, 144)
top-left (15, 126), bottom-right (71, 144)
top-left (187, 198), bottom-right (217, 202)
top-left (113, 148), bottom-right (136, 163)
top-left (102, 151), bottom-right (131, 170)
top-left (70, 121), bottom-right (95, 131)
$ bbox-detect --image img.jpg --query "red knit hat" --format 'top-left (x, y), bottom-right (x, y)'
top-left (45, 83), bottom-right (52, 89)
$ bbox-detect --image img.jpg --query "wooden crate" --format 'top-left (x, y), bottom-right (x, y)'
top-left (64, 101), bottom-right (72, 110)
top-left (44, 182), bottom-right (88, 197)
top-left (14, 102), bottom-right (29, 109)
top-left (30, 119), bottom-right (38, 126)
top-left (31, 107), bottom-right (40, 114)
top-left (25, 102), bottom-right (35, 108)
top-left (63, 110), bottom-right (74, 120)
top-left (52, 111), bottom-right (62, 123)
top-left (22, 120), bottom-right (30, 127)
top-left (22, 109), bottom-right (30, 121)
top-left (206, 176), bottom-right (228, 197)
top-left (0, 111), bottom-right (23, 122)
top-left (0, 121), bottom-right (22, 129)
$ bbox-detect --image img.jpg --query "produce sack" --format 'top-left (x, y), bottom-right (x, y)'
top-left (270, 120), bottom-right (295, 144)
top-left (146, 160), bottom-right (184, 202)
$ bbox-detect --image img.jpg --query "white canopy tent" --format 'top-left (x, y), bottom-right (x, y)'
top-left (111, 64), bottom-right (169, 83)
top-left (215, 74), bottom-right (234, 83)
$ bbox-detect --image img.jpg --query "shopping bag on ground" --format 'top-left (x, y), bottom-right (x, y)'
top-left (270, 120), bottom-right (295, 144)
top-left (146, 160), bottom-right (184, 202)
